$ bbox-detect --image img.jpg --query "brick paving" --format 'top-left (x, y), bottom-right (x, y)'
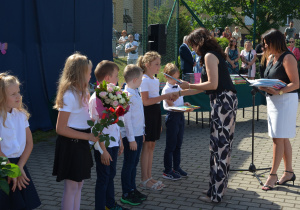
top-left (29, 104), bottom-right (300, 210)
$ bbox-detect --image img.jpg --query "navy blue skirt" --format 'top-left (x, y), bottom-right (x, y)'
top-left (52, 128), bottom-right (93, 182)
top-left (0, 157), bottom-right (41, 210)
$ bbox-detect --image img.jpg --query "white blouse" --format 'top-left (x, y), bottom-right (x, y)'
top-left (0, 109), bottom-right (29, 158)
top-left (59, 90), bottom-right (91, 129)
top-left (139, 74), bottom-right (160, 104)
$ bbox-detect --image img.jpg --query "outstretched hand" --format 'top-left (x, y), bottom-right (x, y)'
top-left (179, 81), bottom-right (189, 89)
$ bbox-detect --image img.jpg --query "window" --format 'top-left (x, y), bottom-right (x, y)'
top-left (244, 15), bottom-right (254, 26)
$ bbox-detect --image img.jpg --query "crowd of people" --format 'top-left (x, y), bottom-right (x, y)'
top-left (0, 26), bottom-right (299, 210)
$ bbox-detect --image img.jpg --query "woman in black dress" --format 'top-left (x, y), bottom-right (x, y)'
top-left (179, 28), bottom-right (238, 203)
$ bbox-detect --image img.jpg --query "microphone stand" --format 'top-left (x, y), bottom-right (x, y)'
top-left (230, 69), bottom-right (271, 185)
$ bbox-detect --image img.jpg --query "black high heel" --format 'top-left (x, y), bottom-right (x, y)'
top-left (277, 171), bottom-right (296, 186)
top-left (262, 174), bottom-right (278, 191)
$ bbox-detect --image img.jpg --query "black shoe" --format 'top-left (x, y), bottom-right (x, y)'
top-left (133, 189), bottom-right (147, 201)
top-left (262, 174), bottom-right (278, 191)
top-left (277, 170), bottom-right (296, 185)
top-left (109, 202), bottom-right (129, 210)
top-left (174, 168), bottom-right (188, 177)
top-left (120, 192), bottom-right (142, 206)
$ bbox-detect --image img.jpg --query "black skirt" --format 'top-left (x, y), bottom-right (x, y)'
top-left (52, 128), bottom-right (93, 182)
top-left (144, 104), bottom-right (161, 141)
top-left (0, 158), bottom-right (41, 210)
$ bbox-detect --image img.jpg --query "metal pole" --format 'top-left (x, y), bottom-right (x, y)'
top-left (142, 0), bottom-right (148, 54)
top-left (166, 0), bottom-right (177, 33)
top-left (175, 0), bottom-right (179, 66)
top-left (252, 0), bottom-right (257, 48)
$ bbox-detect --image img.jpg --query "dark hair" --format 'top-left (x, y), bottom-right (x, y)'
top-left (94, 60), bottom-right (119, 82)
top-left (229, 37), bottom-right (237, 49)
top-left (187, 27), bottom-right (226, 65)
top-left (262, 29), bottom-right (288, 54)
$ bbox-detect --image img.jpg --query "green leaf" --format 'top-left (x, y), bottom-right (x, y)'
top-left (94, 123), bottom-right (101, 131)
top-left (87, 120), bottom-right (94, 127)
top-left (92, 127), bottom-right (98, 137)
top-left (110, 136), bottom-right (116, 142)
top-left (117, 120), bottom-right (124, 127)
top-left (0, 157), bottom-right (8, 162)
top-left (3, 163), bottom-right (21, 178)
top-left (0, 178), bottom-right (9, 195)
top-left (105, 140), bottom-right (110, 148)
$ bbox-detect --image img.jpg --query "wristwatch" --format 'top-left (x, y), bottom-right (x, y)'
top-left (279, 90), bottom-right (284, 95)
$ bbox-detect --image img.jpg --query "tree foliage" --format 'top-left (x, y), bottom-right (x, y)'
top-left (186, 0), bottom-right (300, 37)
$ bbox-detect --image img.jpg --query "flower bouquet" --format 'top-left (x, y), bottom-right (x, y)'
top-left (87, 81), bottom-right (130, 148)
top-left (0, 137), bottom-right (21, 195)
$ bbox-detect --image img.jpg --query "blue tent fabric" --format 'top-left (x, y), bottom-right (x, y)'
top-left (0, 0), bottom-right (113, 131)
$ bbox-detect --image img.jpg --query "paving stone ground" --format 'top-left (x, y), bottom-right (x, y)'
top-left (29, 104), bottom-right (300, 210)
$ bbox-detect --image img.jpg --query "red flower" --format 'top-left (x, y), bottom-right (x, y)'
top-left (109, 107), bottom-right (115, 113)
top-left (112, 117), bottom-right (119, 124)
top-left (115, 106), bottom-right (125, 116)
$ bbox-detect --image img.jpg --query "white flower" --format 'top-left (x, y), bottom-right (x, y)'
top-left (99, 91), bottom-right (108, 98)
top-left (0, 137), bottom-right (2, 141)
top-left (108, 93), bottom-right (114, 99)
top-left (1, 161), bottom-right (7, 165)
top-left (107, 87), bottom-right (113, 93)
top-left (117, 94), bottom-right (122, 99)
top-left (119, 98), bottom-right (125, 104)
top-left (113, 86), bottom-right (119, 91)
top-left (113, 96), bottom-right (118, 101)
top-left (105, 98), bottom-right (112, 104)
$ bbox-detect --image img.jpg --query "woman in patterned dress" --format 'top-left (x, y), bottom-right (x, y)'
top-left (225, 37), bottom-right (240, 74)
top-left (179, 28), bottom-right (238, 203)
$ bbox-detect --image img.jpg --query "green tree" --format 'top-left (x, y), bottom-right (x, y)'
top-left (186, 0), bottom-right (300, 38)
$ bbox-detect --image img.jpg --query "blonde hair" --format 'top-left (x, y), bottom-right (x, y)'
top-left (137, 51), bottom-right (161, 73)
top-left (54, 52), bottom-right (91, 109)
top-left (163, 63), bottom-right (179, 76)
top-left (0, 72), bottom-right (30, 127)
top-left (124, 65), bottom-right (143, 83)
top-left (244, 40), bottom-right (252, 48)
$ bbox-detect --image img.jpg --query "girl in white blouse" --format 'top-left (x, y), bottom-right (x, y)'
top-left (0, 73), bottom-right (41, 209)
top-left (137, 51), bottom-right (177, 191)
top-left (52, 53), bottom-right (99, 210)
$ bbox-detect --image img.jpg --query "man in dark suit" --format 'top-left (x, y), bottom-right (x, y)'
top-left (179, 36), bottom-right (194, 74)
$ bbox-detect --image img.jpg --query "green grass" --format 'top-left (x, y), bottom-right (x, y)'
top-left (32, 129), bottom-right (56, 144)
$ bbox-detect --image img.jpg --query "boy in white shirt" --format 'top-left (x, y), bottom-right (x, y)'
top-left (161, 63), bottom-right (202, 180)
top-left (120, 65), bottom-right (147, 206)
top-left (89, 60), bottom-right (126, 210)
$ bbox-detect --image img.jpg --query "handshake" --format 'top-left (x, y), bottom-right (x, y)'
top-left (163, 91), bottom-right (180, 101)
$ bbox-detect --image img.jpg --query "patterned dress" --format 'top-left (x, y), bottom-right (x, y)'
top-left (207, 91), bottom-right (238, 202)
top-left (201, 51), bottom-right (238, 202)
top-left (226, 48), bottom-right (239, 74)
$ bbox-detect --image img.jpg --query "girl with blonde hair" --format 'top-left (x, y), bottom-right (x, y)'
top-left (137, 51), bottom-right (177, 191)
top-left (52, 52), bottom-right (99, 210)
top-left (0, 73), bottom-right (41, 209)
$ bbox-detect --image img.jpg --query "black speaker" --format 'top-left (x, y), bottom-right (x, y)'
top-left (148, 24), bottom-right (166, 55)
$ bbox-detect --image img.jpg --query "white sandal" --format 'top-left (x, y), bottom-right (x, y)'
top-left (149, 177), bottom-right (166, 188)
top-left (139, 178), bottom-right (163, 191)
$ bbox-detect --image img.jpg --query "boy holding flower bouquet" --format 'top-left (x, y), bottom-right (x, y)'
top-left (120, 65), bottom-right (147, 206)
top-left (89, 60), bottom-right (128, 210)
